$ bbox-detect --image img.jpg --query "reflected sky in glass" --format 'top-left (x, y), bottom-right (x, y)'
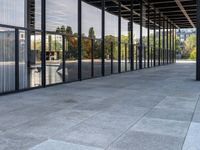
top-left (0, 0), bottom-right (140, 38)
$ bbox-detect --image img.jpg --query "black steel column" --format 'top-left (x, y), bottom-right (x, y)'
top-left (102, 0), bottom-right (105, 76)
top-left (175, 27), bottom-right (177, 63)
top-left (130, 0), bottom-right (134, 71)
top-left (78, 0), bottom-right (82, 80)
top-left (118, 1), bottom-right (121, 73)
top-left (197, 0), bottom-right (200, 80)
top-left (139, 0), bottom-right (143, 69)
top-left (15, 29), bottom-right (19, 91)
top-left (125, 43), bottom-right (127, 71)
top-left (158, 13), bottom-right (161, 66)
top-left (172, 25), bottom-right (174, 63)
top-left (62, 35), bottom-right (66, 82)
top-left (153, 11), bottom-right (156, 67)
top-left (166, 20), bottom-right (169, 64)
top-left (111, 42), bottom-right (113, 74)
top-left (173, 25), bottom-right (175, 63)
top-left (147, 5), bottom-right (150, 68)
top-left (91, 39), bottom-right (94, 78)
top-left (163, 18), bottom-right (165, 64)
top-left (170, 23), bottom-right (172, 64)
top-left (41, 0), bottom-right (46, 87)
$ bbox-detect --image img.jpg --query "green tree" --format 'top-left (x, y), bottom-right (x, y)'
top-left (88, 27), bottom-right (95, 39)
top-left (184, 34), bottom-right (196, 58)
top-left (60, 25), bottom-right (66, 33)
top-left (66, 26), bottom-right (73, 35)
top-left (56, 27), bottom-right (61, 33)
top-left (190, 48), bottom-right (196, 60)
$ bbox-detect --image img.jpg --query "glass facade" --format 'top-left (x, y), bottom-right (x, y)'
top-left (0, 0), bottom-right (176, 94)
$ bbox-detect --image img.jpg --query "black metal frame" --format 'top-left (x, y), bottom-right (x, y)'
top-left (118, 0), bottom-right (121, 73)
top-left (197, 0), bottom-right (200, 80)
top-left (163, 17), bottom-right (165, 65)
top-left (0, 0), bottom-right (181, 95)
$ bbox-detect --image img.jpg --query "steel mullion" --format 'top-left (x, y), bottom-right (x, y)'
top-left (130, 0), bottom-right (134, 71)
top-left (15, 29), bottom-right (19, 91)
top-left (62, 35), bottom-right (66, 82)
top-left (41, 0), bottom-right (46, 87)
top-left (153, 10), bottom-right (156, 67)
top-left (139, 0), bottom-right (143, 69)
top-left (102, 0), bottom-right (105, 76)
top-left (158, 13), bottom-right (161, 66)
top-left (166, 20), bottom-right (169, 64)
top-left (118, 0), bottom-right (121, 73)
top-left (78, 0), bottom-right (82, 80)
top-left (147, 5), bottom-right (150, 68)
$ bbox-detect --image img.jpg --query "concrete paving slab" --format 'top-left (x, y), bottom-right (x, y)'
top-left (29, 139), bottom-right (103, 150)
top-left (54, 122), bottom-right (122, 148)
top-left (182, 123), bottom-right (200, 150)
top-left (146, 107), bottom-right (193, 121)
top-left (108, 131), bottom-right (183, 150)
top-left (156, 96), bottom-right (197, 112)
top-left (131, 117), bottom-right (190, 138)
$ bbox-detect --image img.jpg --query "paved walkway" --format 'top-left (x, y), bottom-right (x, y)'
top-left (0, 62), bottom-right (200, 150)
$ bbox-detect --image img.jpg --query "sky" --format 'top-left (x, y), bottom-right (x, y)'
top-left (0, 0), bottom-right (141, 38)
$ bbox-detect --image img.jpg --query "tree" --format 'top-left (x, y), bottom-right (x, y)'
top-left (184, 34), bottom-right (196, 58)
top-left (190, 48), bottom-right (196, 60)
top-left (88, 27), bottom-right (95, 39)
top-left (56, 27), bottom-right (61, 33)
top-left (60, 25), bottom-right (66, 33)
top-left (66, 26), bottom-right (73, 35)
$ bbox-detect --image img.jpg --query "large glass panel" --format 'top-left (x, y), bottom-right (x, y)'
top-left (19, 31), bottom-right (42, 89)
top-left (46, 0), bottom-right (78, 82)
top-left (155, 14), bottom-right (159, 66)
top-left (142, 4), bottom-right (148, 68)
top-left (121, 18), bottom-right (129, 72)
top-left (46, 34), bottom-right (63, 85)
top-left (66, 35), bottom-right (78, 82)
top-left (30, 32), bottom-right (42, 87)
top-left (94, 39), bottom-right (102, 77)
top-left (82, 37), bottom-right (92, 79)
top-left (46, 0), bottom-right (78, 32)
top-left (133, 22), bottom-right (140, 70)
top-left (133, 2), bottom-right (140, 70)
top-left (19, 30), bottom-right (28, 89)
top-left (105, 6), bottom-right (118, 75)
top-left (160, 18), bottom-right (164, 65)
top-left (165, 21), bottom-right (168, 64)
top-left (0, 27), bottom-right (15, 93)
top-left (82, 1), bottom-right (102, 79)
top-left (0, 0), bottom-right (41, 29)
top-left (149, 9), bottom-right (154, 67)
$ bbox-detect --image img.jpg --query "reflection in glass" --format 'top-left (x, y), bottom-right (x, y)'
top-left (65, 36), bottom-right (78, 82)
top-left (94, 39), bottom-right (102, 77)
top-left (82, 38), bottom-right (92, 79)
top-left (29, 32), bottom-right (42, 87)
top-left (19, 30), bottom-right (28, 89)
top-left (82, 1), bottom-right (102, 79)
top-left (0, 0), bottom-right (41, 29)
top-left (133, 22), bottom-right (140, 70)
top-left (142, 5), bottom-right (148, 68)
top-left (46, 0), bottom-right (78, 33)
top-left (46, 34), bottom-right (63, 85)
top-left (0, 28), bottom-right (15, 93)
top-left (121, 18), bottom-right (129, 72)
top-left (105, 9), bottom-right (118, 75)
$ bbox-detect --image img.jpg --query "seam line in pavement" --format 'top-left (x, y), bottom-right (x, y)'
top-left (181, 94), bottom-right (200, 150)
